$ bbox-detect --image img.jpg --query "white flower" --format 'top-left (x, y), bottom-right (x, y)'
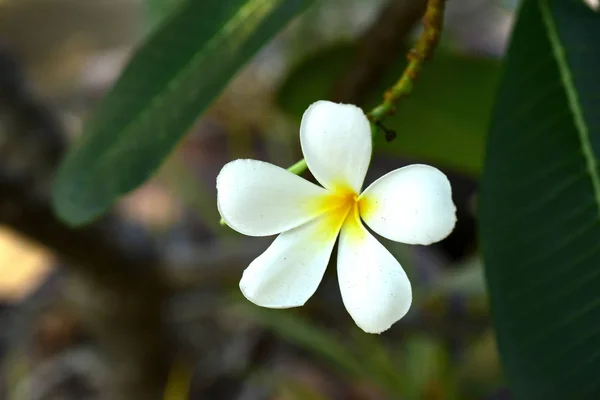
top-left (217, 101), bottom-right (457, 334)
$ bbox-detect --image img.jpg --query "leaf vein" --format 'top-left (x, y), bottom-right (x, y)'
top-left (539, 0), bottom-right (600, 218)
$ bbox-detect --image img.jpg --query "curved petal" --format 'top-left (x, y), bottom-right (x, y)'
top-left (239, 211), bottom-right (345, 308)
top-left (359, 164), bottom-right (457, 245)
top-left (337, 206), bottom-right (412, 334)
top-left (300, 101), bottom-right (372, 193)
top-left (217, 159), bottom-right (330, 236)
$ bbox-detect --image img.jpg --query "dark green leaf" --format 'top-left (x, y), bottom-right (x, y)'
top-left (52, 0), bottom-right (314, 226)
top-left (277, 45), bottom-right (501, 175)
top-left (479, 0), bottom-right (600, 398)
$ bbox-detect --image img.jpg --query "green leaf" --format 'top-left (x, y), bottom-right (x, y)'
top-left (52, 0), bottom-right (314, 226)
top-left (373, 54), bottom-right (500, 176)
top-left (277, 45), bottom-right (501, 176)
top-left (479, 0), bottom-right (600, 398)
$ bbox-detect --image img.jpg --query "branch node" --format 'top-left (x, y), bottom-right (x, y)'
top-left (368, 0), bottom-right (446, 125)
top-left (376, 122), bottom-right (397, 142)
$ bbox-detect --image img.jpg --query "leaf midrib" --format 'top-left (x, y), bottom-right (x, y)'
top-left (538, 0), bottom-right (600, 217)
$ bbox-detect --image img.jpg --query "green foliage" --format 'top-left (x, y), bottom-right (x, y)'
top-left (273, 378), bottom-right (330, 400)
top-left (277, 44), bottom-right (501, 175)
top-left (278, 44), bottom-right (354, 116)
top-left (244, 307), bottom-right (364, 376)
top-left (244, 306), bottom-right (462, 398)
top-left (52, 0), bottom-right (314, 226)
top-left (479, 0), bottom-right (600, 398)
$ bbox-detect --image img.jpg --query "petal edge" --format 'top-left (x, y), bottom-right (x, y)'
top-left (217, 159), bottom-right (329, 236)
top-left (240, 213), bottom-right (342, 308)
top-left (300, 101), bottom-right (372, 193)
top-left (337, 206), bottom-right (412, 334)
top-left (360, 164), bottom-right (457, 245)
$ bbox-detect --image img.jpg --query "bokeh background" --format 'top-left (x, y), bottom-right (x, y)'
top-left (0, 0), bottom-right (516, 398)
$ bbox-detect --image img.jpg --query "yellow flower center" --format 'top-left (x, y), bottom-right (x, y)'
top-left (312, 187), bottom-right (365, 242)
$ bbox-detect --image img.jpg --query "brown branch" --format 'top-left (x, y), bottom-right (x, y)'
top-left (0, 176), bottom-right (169, 398)
top-left (368, 0), bottom-right (446, 122)
top-left (331, 0), bottom-right (428, 104)
top-left (0, 49), bottom-right (169, 400)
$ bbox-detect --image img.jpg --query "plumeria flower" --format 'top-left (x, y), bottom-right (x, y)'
top-left (217, 101), bottom-right (456, 334)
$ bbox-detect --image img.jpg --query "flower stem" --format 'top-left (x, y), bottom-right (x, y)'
top-left (287, 158), bottom-right (308, 175)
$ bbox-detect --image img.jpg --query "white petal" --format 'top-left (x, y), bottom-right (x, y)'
top-left (217, 159), bottom-right (330, 236)
top-left (359, 164), bottom-right (457, 245)
top-left (300, 101), bottom-right (372, 193)
top-left (337, 207), bottom-right (412, 334)
top-left (240, 211), bottom-right (346, 308)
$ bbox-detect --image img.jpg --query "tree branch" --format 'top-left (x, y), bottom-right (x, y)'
top-left (368, 0), bottom-right (446, 123)
top-left (331, 0), bottom-right (428, 105)
top-left (0, 48), bottom-right (169, 400)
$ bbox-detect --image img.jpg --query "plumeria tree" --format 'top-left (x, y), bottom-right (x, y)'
top-left (19, 0), bottom-right (599, 398)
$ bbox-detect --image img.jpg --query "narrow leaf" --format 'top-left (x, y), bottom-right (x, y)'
top-left (52, 0), bottom-right (314, 225)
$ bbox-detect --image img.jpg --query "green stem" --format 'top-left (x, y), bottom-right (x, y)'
top-left (287, 158), bottom-right (308, 175)
top-left (367, 0), bottom-right (445, 123)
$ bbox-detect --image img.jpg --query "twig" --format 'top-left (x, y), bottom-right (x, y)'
top-left (331, 0), bottom-right (428, 105)
top-left (367, 0), bottom-right (445, 123)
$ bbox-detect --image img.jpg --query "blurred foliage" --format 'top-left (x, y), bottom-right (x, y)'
top-left (433, 256), bottom-right (485, 297)
top-left (402, 335), bottom-right (457, 400)
top-left (0, 0), bottom-right (142, 99)
top-left (244, 306), bottom-right (364, 377)
top-left (163, 358), bottom-right (192, 400)
top-left (277, 43), bottom-right (501, 176)
top-left (274, 378), bottom-right (330, 400)
top-left (479, 0), bottom-right (600, 398)
top-left (244, 306), bottom-right (470, 399)
top-left (458, 330), bottom-right (504, 398)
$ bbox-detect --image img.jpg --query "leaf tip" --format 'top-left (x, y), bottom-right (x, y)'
top-left (51, 170), bottom-right (106, 228)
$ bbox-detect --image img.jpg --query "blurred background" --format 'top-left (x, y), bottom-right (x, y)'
top-left (0, 0), bottom-right (515, 398)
